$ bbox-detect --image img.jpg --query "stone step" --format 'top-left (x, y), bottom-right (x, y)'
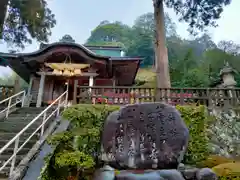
top-left (8, 109), bottom-right (53, 118)
top-left (0, 123), bottom-right (41, 133)
top-left (3, 147), bottom-right (30, 155)
top-left (1, 113), bottom-right (54, 124)
top-left (0, 106), bottom-right (7, 112)
top-left (1, 111), bottom-right (47, 121)
top-left (0, 111), bottom-right (56, 133)
top-left (11, 107), bottom-right (45, 111)
top-left (0, 139), bottom-right (37, 149)
top-left (12, 107), bottom-right (55, 112)
top-left (0, 155), bottom-right (25, 177)
top-left (0, 155), bottom-right (25, 161)
top-left (0, 166), bottom-right (10, 179)
top-left (0, 132), bottom-right (39, 141)
top-left (0, 107), bottom-right (60, 179)
top-left (1, 115), bottom-right (44, 122)
top-left (0, 119), bottom-right (54, 133)
top-left (9, 108), bottom-right (52, 115)
top-left (8, 109), bottom-right (54, 116)
top-left (10, 109), bottom-right (54, 116)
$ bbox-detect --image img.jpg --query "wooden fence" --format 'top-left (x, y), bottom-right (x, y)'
top-left (73, 86), bottom-right (240, 109)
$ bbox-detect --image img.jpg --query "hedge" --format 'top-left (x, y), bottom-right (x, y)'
top-left (40, 104), bottom-right (120, 180)
top-left (176, 105), bottom-right (210, 165)
top-left (40, 104), bottom-right (210, 180)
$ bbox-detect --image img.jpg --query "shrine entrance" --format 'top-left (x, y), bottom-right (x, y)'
top-left (0, 42), bottom-right (141, 107)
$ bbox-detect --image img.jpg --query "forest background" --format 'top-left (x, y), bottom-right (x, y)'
top-left (80, 12), bottom-right (240, 88)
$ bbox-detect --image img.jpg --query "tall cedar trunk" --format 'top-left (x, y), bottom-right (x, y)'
top-left (0, 0), bottom-right (9, 38)
top-left (153, 0), bottom-right (171, 88)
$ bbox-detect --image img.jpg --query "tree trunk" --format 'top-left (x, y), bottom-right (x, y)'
top-left (0, 0), bottom-right (9, 38)
top-left (153, 0), bottom-right (171, 88)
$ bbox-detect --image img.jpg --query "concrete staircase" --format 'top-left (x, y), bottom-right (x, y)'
top-left (0, 107), bottom-right (55, 179)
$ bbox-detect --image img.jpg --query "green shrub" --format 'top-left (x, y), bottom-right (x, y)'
top-left (41, 104), bottom-right (210, 179)
top-left (40, 104), bottom-right (120, 180)
top-left (176, 105), bottom-right (210, 166)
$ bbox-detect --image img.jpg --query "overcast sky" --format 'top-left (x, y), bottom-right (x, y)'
top-left (0, 0), bottom-right (239, 75)
top-left (1, 0), bottom-right (240, 52)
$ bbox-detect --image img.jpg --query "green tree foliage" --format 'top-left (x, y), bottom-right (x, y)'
top-left (86, 21), bottom-right (132, 50)
top-left (86, 13), bottom-right (177, 67)
top-left (127, 30), bottom-right (154, 67)
top-left (133, 12), bottom-right (176, 38)
top-left (0, 0), bottom-right (56, 48)
top-left (153, 0), bottom-right (232, 89)
top-left (86, 11), bottom-right (240, 88)
top-left (127, 13), bottom-right (177, 67)
top-left (160, 0), bottom-right (232, 32)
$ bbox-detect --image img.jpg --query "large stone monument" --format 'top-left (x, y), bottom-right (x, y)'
top-left (94, 103), bottom-right (218, 180)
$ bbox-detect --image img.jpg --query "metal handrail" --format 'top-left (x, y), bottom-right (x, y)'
top-left (0, 90), bottom-right (26, 118)
top-left (0, 90), bottom-right (68, 176)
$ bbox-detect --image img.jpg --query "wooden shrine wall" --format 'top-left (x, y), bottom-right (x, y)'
top-left (31, 76), bottom-right (115, 104)
top-left (31, 77), bottom-right (65, 103)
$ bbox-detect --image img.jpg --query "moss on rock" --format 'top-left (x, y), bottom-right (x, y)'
top-left (202, 155), bottom-right (236, 168)
top-left (212, 162), bottom-right (240, 179)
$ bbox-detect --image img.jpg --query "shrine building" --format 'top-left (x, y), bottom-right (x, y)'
top-left (0, 42), bottom-right (142, 106)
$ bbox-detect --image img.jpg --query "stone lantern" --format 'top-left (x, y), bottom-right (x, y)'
top-left (219, 62), bottom-right (237, 88)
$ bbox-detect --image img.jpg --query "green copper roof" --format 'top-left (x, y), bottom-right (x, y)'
top-left (84, 45), bottom-right (122, 57)
top-left (90, 49), bottom-right (121, 57)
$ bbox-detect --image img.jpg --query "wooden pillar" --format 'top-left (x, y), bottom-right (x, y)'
top-left (27, 75), bottom-right (34, 95)
top-left (73, 79), bottom-right (78, 104)
top-left (65, 80), bottom-right (69, 106)
top-left (13, 75), bottom-right (20, 94)
top-left (113, 77), bottom-right (116, 87)
top-left (36, 73), bottom-right (45, 107)
top-left (88, 76), bottom-right (94, 93)
top-left (48, 80), bottom-right (54, 101)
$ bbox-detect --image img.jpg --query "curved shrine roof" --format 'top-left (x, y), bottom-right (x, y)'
top-left (0, 42), bottom-right (142, 85)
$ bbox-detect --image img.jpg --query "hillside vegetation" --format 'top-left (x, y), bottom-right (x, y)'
top-left (83, 12), bottom-right (240, 88)
top-left (135, 68), bottom-right (156, 88)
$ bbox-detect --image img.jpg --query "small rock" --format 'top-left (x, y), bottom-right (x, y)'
top-left (181, 168), bottom-right (198, 179)
top-left (177, 163), bottom-right (185, 171)
top-left (196, 168), bottom-right (218, 180)
top-left (157, 169), bottom-right (185, 180)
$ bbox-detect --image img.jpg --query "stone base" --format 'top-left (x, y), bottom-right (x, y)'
top-left (93, 165), bottom-right (218, 180)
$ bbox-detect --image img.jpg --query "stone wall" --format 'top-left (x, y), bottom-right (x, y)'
top-left (207, 109), bottom-right (240, 158)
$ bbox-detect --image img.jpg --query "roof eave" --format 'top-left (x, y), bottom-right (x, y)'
top-left (0, 52), bottom-right (18, 58)
top-left (110, 57), bottom-right (144, 61)
top-left (14, 42), bottom-right (111, 60)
